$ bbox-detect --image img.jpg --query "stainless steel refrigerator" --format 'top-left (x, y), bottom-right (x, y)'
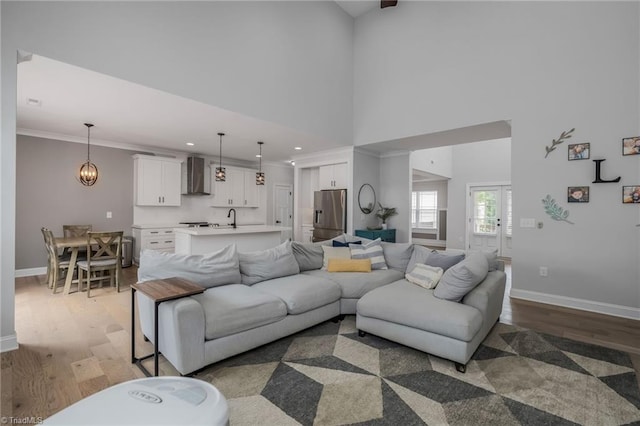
top-left (312, 189), bottom-right (347, 242)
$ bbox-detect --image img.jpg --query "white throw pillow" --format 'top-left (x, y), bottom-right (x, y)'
top-left (405, 264), bottom-right (443, 289)
top-left (321, 246), bottom-right (351, 270)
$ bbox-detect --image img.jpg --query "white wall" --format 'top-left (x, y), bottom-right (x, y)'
top-left (352, 149), bottom-right (381, 230)
top-left (354, 2), bottom-right (640, 316)
top-left (447, 139), bottom-right (511, 250)
top-left (379, 153), bottom-right (412, 242)
top-left (1, 1), bottom-right (353, 351)
top-left (411, 146), bottom-right (453, 179)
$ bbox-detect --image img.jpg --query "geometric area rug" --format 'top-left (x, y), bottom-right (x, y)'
top-left (195, 316), bottom-right (640, 425)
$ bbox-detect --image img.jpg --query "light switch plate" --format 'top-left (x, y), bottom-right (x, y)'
top-left (520, 218), bottom-right (535, 228)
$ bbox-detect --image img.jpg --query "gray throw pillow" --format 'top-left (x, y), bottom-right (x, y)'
top-left (425, 251), bottom-right (465, 271)
top-left (405, 245), bottom-right (434, 274)
top-left (291, 241), bottom-right (324, 271)
top-left (381, 242), bottom-right (414, 272)
top-left (138, 244), bottom-right (241, 289)
top-left (433, 253), bottom-right (489, 302)
top-left (239, 241), bottom-right (301, 285)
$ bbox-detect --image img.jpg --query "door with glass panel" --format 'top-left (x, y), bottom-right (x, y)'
top-left (467, 185), bottom-right (512, 258)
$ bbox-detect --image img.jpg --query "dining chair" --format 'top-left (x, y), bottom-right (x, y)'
top-left (76, 231), bottom-right (123, 297)
top-left (41, 227), bottom-right (71, 292)
top-left (62, 224), bottom-right (92, 258)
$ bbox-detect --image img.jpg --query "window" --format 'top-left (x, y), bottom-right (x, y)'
top-left (411, 191), bottom-right (438, 229)
top-left (473, 190), bottom-right (498, 234)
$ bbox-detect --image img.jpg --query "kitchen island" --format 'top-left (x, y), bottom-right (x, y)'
top-left (174, 225), bottom-right (285, 255)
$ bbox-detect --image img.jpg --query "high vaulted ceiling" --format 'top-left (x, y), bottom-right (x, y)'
top-left (17, 54), bottom-right (342, 164)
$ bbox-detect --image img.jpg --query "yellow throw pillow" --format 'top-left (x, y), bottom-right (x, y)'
top-left (327, 258), bottom-right (372, 272)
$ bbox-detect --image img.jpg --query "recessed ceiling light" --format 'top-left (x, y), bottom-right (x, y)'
top-left (294, 146), bottom-right (302, 150)
top-left (290, 160), bottom-right (295, 166)
top-left (255, 154), bottom-right (262, 158)
top-left (186, 142), bottom-right (194, 146)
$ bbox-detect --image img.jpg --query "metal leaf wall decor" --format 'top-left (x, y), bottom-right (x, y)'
top-left (542, 194), bottom-right (574, 224)
top-left (545, 128), bottom-right (575, 158)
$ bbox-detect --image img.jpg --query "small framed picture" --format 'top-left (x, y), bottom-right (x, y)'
top-left (622, 137), bottom-right (640, 156)
top-left (568, 143), bottom-right (590, 160)
top-left (622, 186), bottom-right (640, 204)
top-left (568, 186), bottom-right (589, 203)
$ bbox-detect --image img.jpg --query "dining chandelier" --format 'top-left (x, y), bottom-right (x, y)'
top-left (256, 141), bottom-right (265, 185)
top-left (215, 132), bottom-right (226, 182)
top-left (78, 123), bottom-right (98, 186)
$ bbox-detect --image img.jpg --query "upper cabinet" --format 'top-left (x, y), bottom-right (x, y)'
top-left (319, 163), bottom-right (348, 190)
top-left (134, 155), bottom-right (182, 206)
top-left (211, 166), bottom-right (262, 207)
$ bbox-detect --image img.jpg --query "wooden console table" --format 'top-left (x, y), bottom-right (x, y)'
top-left (131, 277), bottom-right (204, 376)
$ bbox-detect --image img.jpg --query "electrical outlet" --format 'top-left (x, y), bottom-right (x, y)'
top-left (539, 266), bottom-right (548, 277)
top-left (106, 211), bottom-right (112, 219)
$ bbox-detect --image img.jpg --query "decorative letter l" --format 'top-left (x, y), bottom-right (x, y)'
top-left (592, 159), bottom-right (621, 183)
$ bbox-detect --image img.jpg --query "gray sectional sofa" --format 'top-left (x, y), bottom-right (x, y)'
top-left (136, 236), bottom-right (506, 375)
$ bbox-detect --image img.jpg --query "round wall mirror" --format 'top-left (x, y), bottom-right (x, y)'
top-left (358, 184), bottom-right (377, 214)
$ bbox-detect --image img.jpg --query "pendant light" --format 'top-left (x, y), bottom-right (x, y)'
top-left (256, 141), bottom-right (265, 185)
top-left (215, 132), bottom-right (226, 182)
top-left (78, 123), bottom-right (98, 186)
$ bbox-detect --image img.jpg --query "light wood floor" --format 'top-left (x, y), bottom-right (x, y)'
top-left (2, 265), bottom-right (639, 421)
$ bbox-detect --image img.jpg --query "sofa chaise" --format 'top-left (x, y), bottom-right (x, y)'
top-left (136, 236), bottom-right (506, 375)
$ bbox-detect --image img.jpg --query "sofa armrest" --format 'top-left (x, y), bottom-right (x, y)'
top-left (461, 270), bottom-right (506, 323)
top-left (136, 292), bottom-right (206, 375)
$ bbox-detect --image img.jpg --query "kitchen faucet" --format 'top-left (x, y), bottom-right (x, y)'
top-left (227, 208), bottom-right (237, 229)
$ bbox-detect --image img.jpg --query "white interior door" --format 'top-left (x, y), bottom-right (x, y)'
top-left (274, 184), bottom-right (293, 241)
top-left (467, 185), bottom-right (512, 258)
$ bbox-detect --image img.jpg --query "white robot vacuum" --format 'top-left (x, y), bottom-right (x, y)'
top-left (43, 377), bottom-right (229, 426)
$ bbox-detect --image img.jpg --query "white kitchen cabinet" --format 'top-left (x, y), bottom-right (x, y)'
top-left (319, 163), bottom-right (348, 189)
top-left (243, 170), bottom-right (260, 207)
top-left (211, 167), bottom-right (261, 207)
top-left (134, 155), bottom-right (182, 206)
top-left (131, 224), bottom-right (186, 265)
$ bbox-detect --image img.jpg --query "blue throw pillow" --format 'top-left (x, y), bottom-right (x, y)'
top-left (333, 240), bottom-right (361, 247)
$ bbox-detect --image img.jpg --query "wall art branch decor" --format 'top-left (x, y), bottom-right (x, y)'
top-left (542, 194), bottom-right (574, 224)
top-left (545, 128), bottom-right (575, 158)
top-left (622, 137), bottom-right (640, 156)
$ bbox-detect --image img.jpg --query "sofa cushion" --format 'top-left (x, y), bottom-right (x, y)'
top-left (405, 264), bottom-right (443, 289)
top-left (192, 284), bottom-right (287, 340)
top-left (357, 279), bottom-right (483, 342)
top-left (239, 241), bottom-right (300, 285)
top-left (327, 258), bottom-right (371, 272)
top-left (303, 269), bottom-right (403, 299)
top-left (321, 246), bottom-right (351, 270)
top-left (434, 253), bottom-right (489, 302)
top-left (381, 242), bottom-right (414, 272)
top-left (406, 245), bottom-right (464, 274)
top-left (349, 238), bottom-right (387, 270)
top-left (252, 274), bottom-right (341, 315)
top-left (291, 241), bottom-right (324, 272)
top-left (138, 244), bottom-right (241, 289)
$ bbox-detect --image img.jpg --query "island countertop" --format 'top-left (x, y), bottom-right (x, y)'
top-left (174, 225), bottom-right (286, 255)
top-left (173, 225), bottom-right (285, 236)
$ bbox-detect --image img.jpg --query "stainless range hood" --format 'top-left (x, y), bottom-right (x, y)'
top-left (183, 156), bottom-right (210, 195)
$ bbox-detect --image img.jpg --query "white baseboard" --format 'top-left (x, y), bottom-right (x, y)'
top-left (510, 288), bottom-right (640, 320)
top-left (15, 267), bottom-right (46, 278)
top-left (0, 333), bottom-right (18, 353)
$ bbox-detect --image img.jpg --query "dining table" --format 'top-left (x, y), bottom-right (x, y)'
top-left (54, 236), bottom-right (95, 295)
